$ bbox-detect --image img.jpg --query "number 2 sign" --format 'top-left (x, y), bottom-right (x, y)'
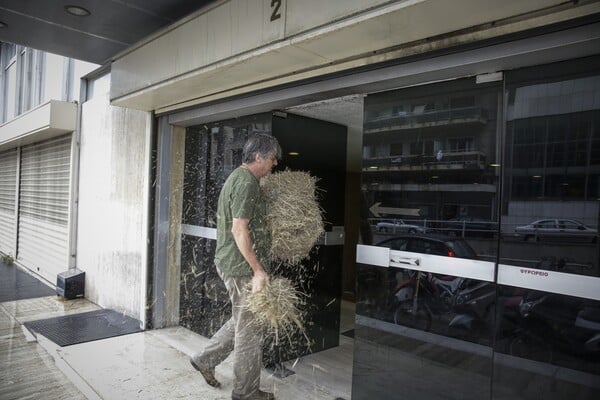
top-left (270, 0), bottom-right (282, 22)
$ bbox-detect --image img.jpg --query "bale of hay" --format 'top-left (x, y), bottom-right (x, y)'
top-left (245, 277), bottom-right (308, 346)
top-left (261, 170), bottom-right (324, 265)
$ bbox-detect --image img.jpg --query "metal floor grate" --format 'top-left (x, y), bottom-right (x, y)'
top-left (24, 309), bottom-right (142, 346)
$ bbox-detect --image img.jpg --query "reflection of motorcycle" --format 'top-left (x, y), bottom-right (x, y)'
top-left (535, 256), bottom-right (594, 275)
top-left (390, 269), bottom-right (495, 332)
top-left (390, 270), bottom-right (434, 331)
top-left (388, 270), bottom-right (429, 330)
top-left (508, 292), bottom-right (600, 362)
top-left (448, 280), bottom-right (496, 332)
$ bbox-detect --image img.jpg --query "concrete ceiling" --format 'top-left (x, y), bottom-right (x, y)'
top-left (286, 95), bottom-right (364, 132)
top-left (0, 0), bottom-right (216, 65)
top-left (286, 95), bottom-right (365, 173)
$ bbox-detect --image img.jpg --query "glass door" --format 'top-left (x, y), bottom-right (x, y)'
top-left (492, 56), bottom-right (600, 400)
top-left (353, 57), bottom-right (600, 400)
top-left (354, 77), bottom-right (503, 399)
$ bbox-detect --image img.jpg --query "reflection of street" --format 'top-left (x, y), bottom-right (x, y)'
top-left (494, 289), bottom-right (600, 374)
top-left (354, 317), bottom-right (493, 400)
top-left (388, 269), bottom-right (495, 345)
top-left (373, 233), bottom-right (598, 275)
top-left (358, 58), bottom-right (600, 400)
top-left (496, 240), bottom-right (597, 276)
top-left (353, 317), bottom-right (600, 400)
top-left (359, 233), bottom-right (600, 380)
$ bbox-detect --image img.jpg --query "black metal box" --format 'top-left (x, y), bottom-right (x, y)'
top-left (56, 269), bottom-right (85, 299)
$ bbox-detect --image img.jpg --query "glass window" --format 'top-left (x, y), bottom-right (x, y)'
top-left (496, 56), bottom-right (600, 400)
top-left (505, 60), bottom-right (600, 202)
top-left (537, 220), bottom-right (557, 229)
top-left (560, 220), bottom-right (580, 230)
top-left (2, 44), bottom-right (17, 122)
top-left (356, 77), bottom-right (501, 400)
top-left (379, 237), bottom-right (409, 250)
top-left (17, 48), bottom-right (26, 114)
top-left (86, 72), bottom-right (110, 100)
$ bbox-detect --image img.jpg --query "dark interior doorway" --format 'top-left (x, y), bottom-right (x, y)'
top-left (272, 112), bottom-right (348, 360)
top-left (178, 111), bottom-right (348, 364)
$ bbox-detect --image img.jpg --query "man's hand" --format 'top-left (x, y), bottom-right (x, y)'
top-left (251, 270), bottom-right (269, 293)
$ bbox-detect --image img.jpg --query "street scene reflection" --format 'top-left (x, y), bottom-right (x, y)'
top-left (354, 57), bottom-right (600, 400)
top-left (492, 59), bottom-right (600, 399)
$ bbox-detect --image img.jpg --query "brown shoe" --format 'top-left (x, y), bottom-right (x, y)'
top-left (190, 359), bottom-right (221, 388)
top-left (231, 389), bottom-right (275, 400)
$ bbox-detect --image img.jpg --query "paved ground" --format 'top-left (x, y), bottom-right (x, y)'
top-left (0, 261), bottom-right (54, 302)
top-left (0, 261), bottom-right (354, 400)
top-left (0, 299), bottom-right (87, 400)
top-left (0, 295), bottom-right (353, 400)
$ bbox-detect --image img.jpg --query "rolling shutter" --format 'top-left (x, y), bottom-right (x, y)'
top-left (0, 147), bottom-right (18, 257)
top-left (18, 134), bottom-right (72, 282)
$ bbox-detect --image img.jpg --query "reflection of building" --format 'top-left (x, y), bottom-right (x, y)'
top-left (183, 116), bottom-right (272, 228)
top-left (503, 74), bottom-right (600, 228)
top-left (206, 121), bottom-right (272, 179)
top-left (362, 82), bottom-right (500, 221)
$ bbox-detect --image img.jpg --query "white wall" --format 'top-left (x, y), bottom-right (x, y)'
top-left (77, 73), bottom-right (151, 320)
top-left (42, 53), bottom-right (64, 103)
top-left (70, 60), bottom-right (98, 101)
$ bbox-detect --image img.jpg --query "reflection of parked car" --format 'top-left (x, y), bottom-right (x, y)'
top-left (375, 219), bottom-right (429, 234)
top-left (444, 217), bottom-right (498, 237)
top-left (377, 234), bottom-right (478, 259)
top-left (515, 219), bottom-right (598, 243)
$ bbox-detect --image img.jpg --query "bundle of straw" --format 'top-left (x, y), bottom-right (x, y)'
top-left (261, 170), bottom-right (324, 265)
top-left (244, 277), bottom-right (308, 346)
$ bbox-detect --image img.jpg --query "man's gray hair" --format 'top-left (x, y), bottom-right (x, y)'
top-left (242, 133), bottom-right (282, 164)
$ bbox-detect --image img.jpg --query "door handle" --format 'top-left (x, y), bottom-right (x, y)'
top-left (391, 256), bottom-right (420, 266)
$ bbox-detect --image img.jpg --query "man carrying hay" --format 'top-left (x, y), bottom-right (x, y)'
top-left (190, 133), bottom-right (281, 400)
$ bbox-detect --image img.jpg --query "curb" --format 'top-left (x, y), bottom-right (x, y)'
top-left (36, 333), bottom-right (104, 400)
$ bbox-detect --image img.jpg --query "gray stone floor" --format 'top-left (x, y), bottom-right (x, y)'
top-left (1, 295), bottom-right (354, 400)
top-left (0, 300), bottom-right (87, 400)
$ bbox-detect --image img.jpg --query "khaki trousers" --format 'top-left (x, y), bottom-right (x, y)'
top-left (192, 271), bottom-right (263, 398)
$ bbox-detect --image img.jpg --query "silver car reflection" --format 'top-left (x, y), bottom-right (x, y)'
top-left (515, 219), bottom-right (598, 243)
top-left (375, 219), bottom-right (429, 234)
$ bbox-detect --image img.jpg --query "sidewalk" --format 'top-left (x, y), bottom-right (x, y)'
top-left (0, 294), bottom-right (92, 400)
top-left (0, 263), bottom-right (352, 400)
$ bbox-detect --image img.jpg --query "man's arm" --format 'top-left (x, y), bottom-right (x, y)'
top-left (231, 217), bottom-right (269, 292)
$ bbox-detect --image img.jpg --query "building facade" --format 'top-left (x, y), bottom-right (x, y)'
top-left (0, 42), bottom-right (96, 283)
top-left (1, 1), bottom-right (599, 399)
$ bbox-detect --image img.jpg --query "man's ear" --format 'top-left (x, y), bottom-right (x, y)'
top-left (254, 153), bottom-right (262, 163)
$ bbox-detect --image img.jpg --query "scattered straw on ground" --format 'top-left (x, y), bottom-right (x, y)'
top-left (261, 170), bottom-right (324, 265)
top-left (245, 277), bottom-right (309, 347)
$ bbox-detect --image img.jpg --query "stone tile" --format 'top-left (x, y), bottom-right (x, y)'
top-left (0, 302), bottom-right (86, 400)
top-left (1, 296), bottom-right (100, 324)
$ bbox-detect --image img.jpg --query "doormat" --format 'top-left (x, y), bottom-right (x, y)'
top-left (341, 329), bottom-right (354, 338)
top-left (24, 309), bottom-right (142, 346)
top-left (0, 262), bottom-right (55, 302)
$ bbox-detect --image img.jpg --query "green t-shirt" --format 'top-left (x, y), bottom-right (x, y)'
top-left (214, 167), bottom-right (271, 276)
